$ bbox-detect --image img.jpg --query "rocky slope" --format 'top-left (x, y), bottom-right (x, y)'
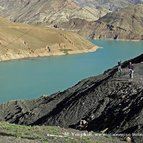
top-left (58, 4), bottom-right (143, 40)
top-left (76, 0), bottom-right (143, 11)
top-left (1, 0), bottom-right (143, 26)
top-left (0, 53), bottom-right (143, 143)
top-left (1, 0), bottom-right (143, 40)
top-left (90, 4), bottom-right (143, 40)
top-left (0, 17), bottom-right (96, 61)
top-left (0, 0), bottom-right (142, 26)
top-left (0, 0), bottom-right (109, 26)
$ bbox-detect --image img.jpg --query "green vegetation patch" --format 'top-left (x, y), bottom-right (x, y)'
top-left (60, 49), bottom-right (72, 54)
top-left (0, 122), bottom-right (125, 143)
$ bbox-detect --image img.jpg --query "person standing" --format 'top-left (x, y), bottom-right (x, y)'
top-left (128, 62), bottom-right (134, 79)
top-left (118, 61), bottom-right (122, 75)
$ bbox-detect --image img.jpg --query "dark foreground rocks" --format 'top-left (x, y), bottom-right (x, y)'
top-left (0, 53), bottom-right (143, 143)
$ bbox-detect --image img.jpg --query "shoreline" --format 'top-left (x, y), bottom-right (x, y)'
top-left (92, 38), bottom-right (143, 42)
top-left (0, 46), bottom-right (97, 62)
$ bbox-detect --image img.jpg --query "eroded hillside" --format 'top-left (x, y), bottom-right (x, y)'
top-left (0, 0), bottom-right (109, 25)
top-left (58, 4), bottom-right (143, 40)
top-left (76, 0), bottom-right (143, 11)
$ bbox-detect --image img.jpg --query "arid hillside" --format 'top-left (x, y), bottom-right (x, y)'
top-left (76, 0), bottom-right (143, 11)
top-left (1, 0), bottom-right (143, 40)
top-left (91, 4), bottom-right (143, 40)
top-left (0, 17), bottom-right (96, 61)
top-left (0, 0), bottom-right (109, 25)
top-left (58, 4), bottom-right (143, 40)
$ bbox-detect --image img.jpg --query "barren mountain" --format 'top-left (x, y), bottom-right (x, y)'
top-left (58, 4), bottom-right (143, 40)
top-left (0, 0), bottom-right (109, 26)
top-left (92, 4), bottom-right (143, 40)
top-left (76, 0), bottom-right (143, 11)
top-left (0, 17), bottom-right (96, 61)
top-left (0, 53), bottom-right (143, 143)
top-left (1, 0), bottom-right (143, 40)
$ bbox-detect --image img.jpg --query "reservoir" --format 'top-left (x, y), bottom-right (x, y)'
top-left (0, 40), bottom-right (143, 103)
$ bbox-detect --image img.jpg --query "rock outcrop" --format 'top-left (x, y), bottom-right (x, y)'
top-left (0, 53), bottom-right (143, 142)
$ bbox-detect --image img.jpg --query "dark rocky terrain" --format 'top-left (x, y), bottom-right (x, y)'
top-left (0, 53), bottom-right (143, 143)
top-left (58, 4), bottom-right (143, 40)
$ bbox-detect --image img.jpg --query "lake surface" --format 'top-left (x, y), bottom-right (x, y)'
top-left (0, 40), bottom-right (143, 103)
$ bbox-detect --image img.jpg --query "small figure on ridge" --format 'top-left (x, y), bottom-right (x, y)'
top-left (128, 62), bottom-right (134, 79)
top-left (118, 60), bottom-right (122, 75)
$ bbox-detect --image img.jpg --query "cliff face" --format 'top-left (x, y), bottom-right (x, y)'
top-left (0, 54), bottom-right (143, 142)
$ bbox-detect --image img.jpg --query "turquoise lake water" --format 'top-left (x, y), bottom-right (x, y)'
top-left (0, 40), bottom-right (143, 103)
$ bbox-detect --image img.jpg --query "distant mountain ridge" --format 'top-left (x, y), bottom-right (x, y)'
top-left (1, 0), bottom-right (142, 26)
top-left (76, 0), bottom-right (143, 10)
top-left (0, 0), bottom-right (109, 25)
top-left (0, 0), bottom-right (143, 40)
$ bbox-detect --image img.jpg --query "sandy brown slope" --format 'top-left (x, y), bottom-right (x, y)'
top-left (0, 17), bottom-right (96, 61)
